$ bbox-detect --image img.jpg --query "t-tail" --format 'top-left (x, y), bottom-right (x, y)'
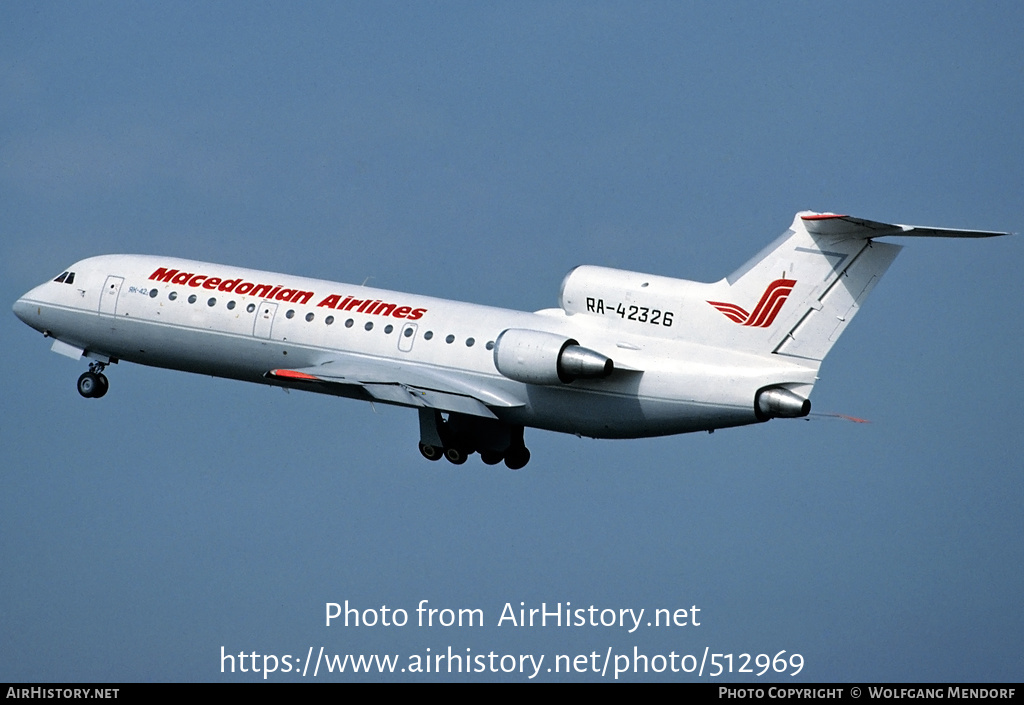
top-left (560, 211), bottom-right (1007, 366)
top-left (713, 211), bottom-right (1007, 362)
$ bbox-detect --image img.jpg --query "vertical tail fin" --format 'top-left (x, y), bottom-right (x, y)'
top-left (558, 212), bottom-right (1006, 366)
top-left (717, 211), bottom-right (1006, 362)
top-left (708, 212), bottom-right (900, 362)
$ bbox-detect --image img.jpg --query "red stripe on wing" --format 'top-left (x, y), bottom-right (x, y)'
top-left (270, 369), bottom-right (319, 381)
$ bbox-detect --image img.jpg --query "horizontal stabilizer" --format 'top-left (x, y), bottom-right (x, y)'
top-left (802, 213), bottom-right (1010, 239)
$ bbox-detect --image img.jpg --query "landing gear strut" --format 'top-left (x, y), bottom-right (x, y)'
top-left (77, 361), bottom-right (109, 399)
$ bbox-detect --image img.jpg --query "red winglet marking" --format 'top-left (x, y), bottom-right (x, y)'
top-left (801, 213), bottom-right (848, 220)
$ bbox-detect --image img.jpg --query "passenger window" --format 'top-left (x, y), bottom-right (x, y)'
top-left (384, 324), bottom-right (394, 334)
top-left (246, 303), bottom-right (256, 313)
top-left (187, 294), bottom-right (197, 304)
top-left (207, 298), bottom-right (216, 307)
top-left (364, 322), bottom-right (373, 331)
top-left (325, 316), bottom-right (334, 325)
top-left (424, 331), bottom-right (433, 340)
top-left (149, 289), bottom-right (159, 298)
top-left (305, 312), bottom-right (314, 322)
top-left (169, 292), bottom-right (178, 301)
top-left (466, 338), bottom-right (475, 347)
top-left (345, 319), bottom-right (354, 328)
top-left (445, 334), bottom-right (455, 344)
top-left (227, 301), bottom-right (236, 310)
top-left (285, 309), bottom-right (295, 319)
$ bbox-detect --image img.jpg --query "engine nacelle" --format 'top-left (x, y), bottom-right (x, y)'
top-left (755, 386), bottom-right (811, 420)
top-left (559, 265), bottom-right (698, 323)
top-left (493, 328), bottom-right (613, 385)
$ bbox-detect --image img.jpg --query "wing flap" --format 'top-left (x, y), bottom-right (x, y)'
top-left (358, 383), bottom-right (498, 419)
top-left (267, 357), bottom-right (522, 419)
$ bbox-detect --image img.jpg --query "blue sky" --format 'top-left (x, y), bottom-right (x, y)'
top-left (2, 2), bottom-right (1021, 682)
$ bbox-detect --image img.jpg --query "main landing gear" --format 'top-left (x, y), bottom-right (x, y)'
top-left (418, 441), bottom-right (531, 470)
top-left (77, 362), bottom-right (109, 399)
top-left (417, 410), bottom-right (531, 470)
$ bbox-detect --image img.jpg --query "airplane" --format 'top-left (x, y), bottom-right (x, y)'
top-left (12, 212), bottom-right (1009, 469)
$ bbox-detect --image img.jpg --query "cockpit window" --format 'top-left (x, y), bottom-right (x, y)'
top-left (53, 271), bottom-right (74, 284)
top-left (54, 272), bottom-right (68, 283)
top-left (65, 272), bottom-right (75, 284)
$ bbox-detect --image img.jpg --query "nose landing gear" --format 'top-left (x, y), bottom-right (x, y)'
top-left (77, 362), bottom-right (109, 398)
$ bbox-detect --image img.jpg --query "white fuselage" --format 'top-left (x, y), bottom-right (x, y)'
top-left (13, 254), bottom-right (815, 439)
top-left (15, 213), bottom-right (1004, 465)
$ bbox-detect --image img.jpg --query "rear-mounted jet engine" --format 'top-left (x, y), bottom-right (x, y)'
top-left (493, 328), bottom-right (613, 385)
top-left (755, 387), bottom-right (811, 421)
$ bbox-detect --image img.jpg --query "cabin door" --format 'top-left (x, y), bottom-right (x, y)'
top-left (253, 301), bottom-right (278, 338)
top-left (98, 276), bottom-right (124, 315)
top-left (398, 322), bottom-right (418, 352)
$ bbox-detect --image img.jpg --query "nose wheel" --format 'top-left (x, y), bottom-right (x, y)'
top-left (77, 362), bottom-right (109, 398)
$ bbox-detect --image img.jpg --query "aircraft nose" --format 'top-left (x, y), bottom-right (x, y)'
top-left (12, 296), bottom-right (32, 324)
top-left (12, 284), bottom-right (47, 327)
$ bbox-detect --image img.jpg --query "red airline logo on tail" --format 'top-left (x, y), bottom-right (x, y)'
top-left (707, 278), bottom-right (797, 328)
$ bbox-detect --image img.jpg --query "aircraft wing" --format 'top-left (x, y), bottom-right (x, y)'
top-left (266, 357), bottom-right (525, 419)
top-left (802, 213), bottom-right (1010, 239)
